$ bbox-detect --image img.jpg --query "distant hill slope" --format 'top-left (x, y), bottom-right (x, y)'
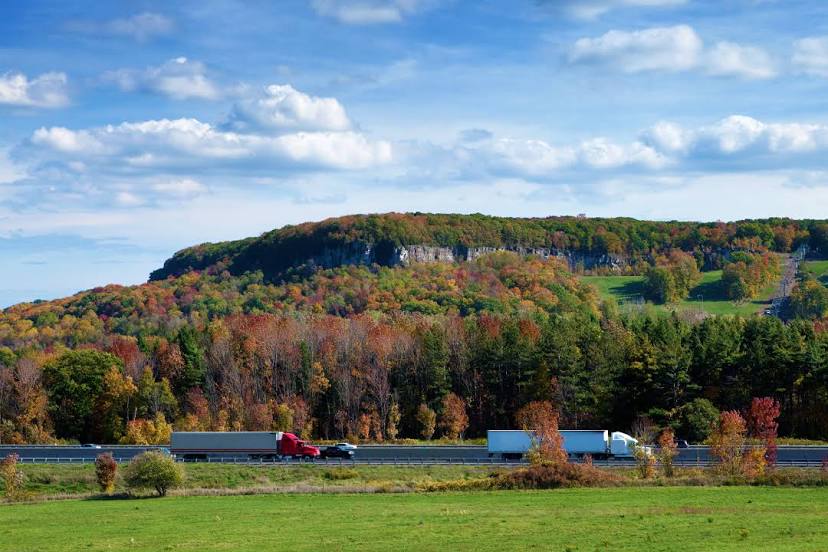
top-left (149, 213), bottom-right (825, 282)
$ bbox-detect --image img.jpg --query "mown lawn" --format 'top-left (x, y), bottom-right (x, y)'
top-left (583, 270), bottom-right (778, 317)
top-left (2, 487), bottom-right (828, 551)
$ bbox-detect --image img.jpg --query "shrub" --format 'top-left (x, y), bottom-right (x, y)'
top-left (322, 468), bottom-right (359, 481)
top-left (95, 452), bottom-right (118, 494)
top-left (1, 453), bottom-right (26, 501)
top-left (632, 443), bottom-right (656, 479)
top-left (515, 401), bottom-right (567, 466)
top-left (742, 447), bottom-right (767, 479)
top-left (710, 410), bottom-right (747, 476)
top-left (657, 428), bottom-right (678, 477)
top-left (496, 463), bottom-right (619, 490)
top-left (123, 451), bottom-right (184, 497)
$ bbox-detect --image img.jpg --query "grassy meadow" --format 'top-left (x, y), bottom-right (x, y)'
top-left (582, 270), bottom-right (779, 317)
top-left (802, 260), bottom-right (828, 286)
top-left (2, 487), bottom-right (828, 551)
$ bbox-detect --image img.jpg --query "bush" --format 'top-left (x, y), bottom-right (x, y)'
top-left (322, 468), bottom-right (359, 481)
top-left (123, 451), bottom-right (184, 497)
top-left (1, 453), bottom-right (26, 501)
top-left (496, 463), bottom-right (620, 490)
top-left (95, 453), bottom-right (118, 494)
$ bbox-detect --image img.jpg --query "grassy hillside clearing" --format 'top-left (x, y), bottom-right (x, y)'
top-left (2, 487), bottom-right (828, 551)
top-left (583, 270), bottom-right (779, 317)
top-left (802, 260), bottom-right (828, 286)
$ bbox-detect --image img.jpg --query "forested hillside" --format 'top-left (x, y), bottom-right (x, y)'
top-left (150, 213), bottom-right (828, 280)
top-left (2, 213), bottom-right (828, 446)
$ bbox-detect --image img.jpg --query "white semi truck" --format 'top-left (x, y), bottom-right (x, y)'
top-left (487, 429), bottom-right (642, 460)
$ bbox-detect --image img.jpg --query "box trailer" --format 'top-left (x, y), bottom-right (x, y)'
top-left (170, 431), bottom-right (320, 460)
top-left (487, 429), bottom-right (642, 460)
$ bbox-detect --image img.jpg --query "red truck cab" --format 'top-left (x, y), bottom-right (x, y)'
top-left (280, 432), bottom-right (320, 458)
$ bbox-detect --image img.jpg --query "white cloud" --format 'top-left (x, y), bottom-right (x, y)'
top-left (569, 25), bottom-right (703, 73)
top-left (224, 84), bottom-right (351, 132)
top-left (569, 26), bottom-right (776, 80)
top-left (706, 42), bottom-right (777, 79)
top-left (69, 12), bottom-right (174, 41)
top-left (793, 36), bottom-right (828, 77)
top-left (643, 115), bottom-right (828, 158)
top-left (311, 0), bottom-right (433, 24)
top-left (641, 121), bottom-right (692, 154)
top-left (28, 118), bottom-right (392, 172)
top-left (31, 127), bottom-right (106, 154)
top-left (0, 72), bottom-right (69, 108)
top-left (103, 57), bottom-right (221, 100)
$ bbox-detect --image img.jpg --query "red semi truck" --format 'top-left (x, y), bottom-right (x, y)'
top-left (170, 431), bottom-right (320, 460)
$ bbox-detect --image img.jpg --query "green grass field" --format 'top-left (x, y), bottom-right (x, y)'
top-left (802, 260), bottom-right (828, 286)
top-left (583, 270), bottom-right (778, 317)
top-left (2, 487), bottom-right (827, 551)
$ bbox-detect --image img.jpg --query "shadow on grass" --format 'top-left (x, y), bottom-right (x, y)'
top-left (685, 278), bottom-right (727, 303)
top-left (86, 492), bottom-right (162, 501)
top-left (611, 280), bottom-right (645, 299)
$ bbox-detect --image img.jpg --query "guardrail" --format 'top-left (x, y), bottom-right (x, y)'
top-left (13, 456), bottom-right (828, 468)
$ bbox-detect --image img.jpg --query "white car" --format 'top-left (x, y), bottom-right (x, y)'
top-left (336, 442), bottom-right (357, 451)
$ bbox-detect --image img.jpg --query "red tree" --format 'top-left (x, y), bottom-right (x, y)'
top-left (748, 397), bottom-right (781, 467)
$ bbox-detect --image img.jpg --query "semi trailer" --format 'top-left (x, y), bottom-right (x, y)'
top-left (170, 431), bottom-right (320, 460)
top-left (487, 429), bottom-right (643, 460)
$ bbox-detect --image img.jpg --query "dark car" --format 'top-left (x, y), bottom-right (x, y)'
top-left (675, 439), bottom-right (689, 449)
top-left (320, 444), bottom-right (354, 459)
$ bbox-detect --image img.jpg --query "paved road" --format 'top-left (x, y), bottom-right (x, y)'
top-left (3, 444), bottom-right (827, 466)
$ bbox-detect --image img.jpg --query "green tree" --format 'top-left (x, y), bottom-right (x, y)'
top-left (123, 451), bottom-right (184, 497)
top-left (674, 398), bottom-right (720, 443)
top-left (175, 326), bottom-right (206, 395)
top-left (42, 350), bottom-right (124, 441)
top-left (790, 278), bottom-right (828, 320)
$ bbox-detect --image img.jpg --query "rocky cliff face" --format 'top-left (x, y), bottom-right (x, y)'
top-left (300, 242), bottom-right (630, 272)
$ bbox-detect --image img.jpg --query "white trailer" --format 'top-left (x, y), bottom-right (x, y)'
top-left (487, 429), bottom-right (642, 460)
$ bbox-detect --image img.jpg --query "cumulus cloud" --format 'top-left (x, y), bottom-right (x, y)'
top-left (793, 36), bottom-right (828, 77)
top-left (569, 25), bottom-right (703, 73)
top-left (311, 0), bottom-right (434, 24)
top-left (67, 12), bottom-right (174, 41)
top-left (27, 117), bottom-right (392, 172)
top-left (569, 26), bottom-right (775, 79)
top-left (223, 84), bottom-right (351, 132)
top-left (103, 57), bottom-right (221, 100)
top-left (641, 115), bottom-right (828, 161)
top-left (706, 42), bottom-right (777, 79)
top-left (451, 134), bottom-right (667, 179)
top-left (0, 72), bottom-right (69, 108)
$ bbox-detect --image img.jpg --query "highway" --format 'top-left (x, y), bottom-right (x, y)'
top-left (2, 444), bottom-right (827, 466)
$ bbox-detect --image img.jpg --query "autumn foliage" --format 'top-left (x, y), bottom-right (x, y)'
top-left (748, 397), bottom-right (780, 467)
top-left (95, 453), bottom-right (117, 494)
top-left (515, 401), bottom-right (567, 466)
top-left (710, 411), bottom-right (747, 476)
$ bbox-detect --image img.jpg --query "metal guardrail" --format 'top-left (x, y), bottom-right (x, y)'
top-left (13, 456), bottom-right (828, 468)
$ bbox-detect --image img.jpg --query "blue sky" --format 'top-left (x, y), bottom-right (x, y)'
top-left (3, 0), bottom-right (828, 307)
